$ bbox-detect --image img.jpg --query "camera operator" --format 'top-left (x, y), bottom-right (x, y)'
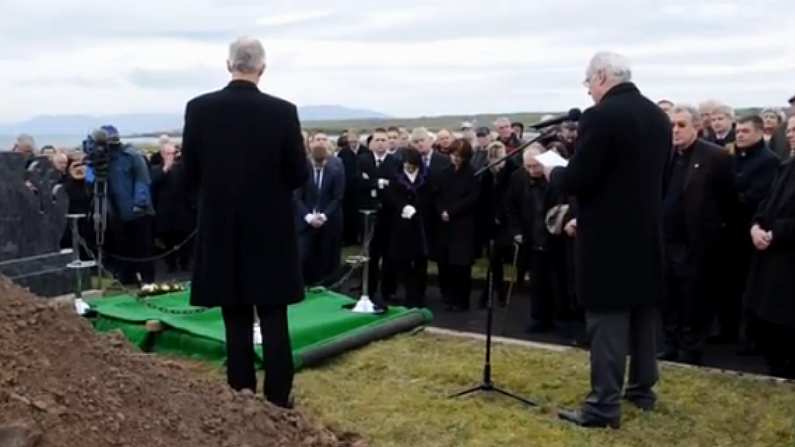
top-left (86, 125), bottom-right (156, 285)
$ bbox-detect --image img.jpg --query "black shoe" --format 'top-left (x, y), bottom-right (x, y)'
top-left (558, 409), bottom-right (620, 429)
top-left (525, 321), bottom-right (555, 334)
top-left (624, 397), bottom-right (655, 412)
top-left (736, 342), bottom-right (760, 357)
top-left (657, 349), bottom-right (679, 361)
top-left (707, 333), bottom-right (737, 344)
top-left (269, 396), bottom-right (294, 410)
top-left (679, 350), bottom-right (703, 366)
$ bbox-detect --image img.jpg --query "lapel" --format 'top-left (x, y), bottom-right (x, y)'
top-left (683, 142), bottom-right (705, 191)
top-left (771, 162), bottom-right (795, 217)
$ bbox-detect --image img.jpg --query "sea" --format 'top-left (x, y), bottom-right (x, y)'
top-left (0, 134), bottom-right (179, 151)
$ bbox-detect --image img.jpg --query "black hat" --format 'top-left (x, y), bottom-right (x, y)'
top-left (475, 126), bottom-right (491, 137)
top-left (561, 121), bottom-right (578, 130)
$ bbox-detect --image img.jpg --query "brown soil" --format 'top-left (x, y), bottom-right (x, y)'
top-left (0, 277), bottom-right (365, 447)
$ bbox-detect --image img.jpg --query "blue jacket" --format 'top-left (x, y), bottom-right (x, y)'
top-left (88, 145), bottom-right (154, 222)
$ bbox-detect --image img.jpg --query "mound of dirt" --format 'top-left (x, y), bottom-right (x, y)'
top-left (0, 277), bottom-right (364, 447)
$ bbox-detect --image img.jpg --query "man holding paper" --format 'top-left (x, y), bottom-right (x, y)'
top-left (545, 52), bottom-right (672, 429)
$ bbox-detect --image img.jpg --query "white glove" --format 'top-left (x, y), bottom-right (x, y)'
top-left (318, 213), bottom-right (328, 223)
top-left (304, 213), bottom-right (315, 224)
top-left (362, 172), bottom-right (370, 180)
top-left (401, 205), bottom-right (417, 219)
top-left (378, 178), bottom-right (390, 189)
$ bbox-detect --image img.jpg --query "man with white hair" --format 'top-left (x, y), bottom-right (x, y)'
top-left (13, 134), bottom-right (37, 159)
top-left (494, 117), bottom-right (521, 153)
top-left (182, 36), bottom-right (308, 409)
top-left (707, 104), bottom-right (736, 153)
top-left (547, 51), bottom-right (671, 428)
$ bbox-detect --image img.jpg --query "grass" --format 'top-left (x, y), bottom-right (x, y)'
top-left (288, 332), bottom-right (795, 447)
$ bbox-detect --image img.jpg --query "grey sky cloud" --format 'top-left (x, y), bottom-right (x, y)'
top-left (0, 0), bottom-right (792, 123)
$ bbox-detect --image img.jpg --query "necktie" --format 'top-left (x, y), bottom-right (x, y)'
top-left (376, 158), bottom-right (382, 168)
top-left (314, 168), bottom-right (321, 190)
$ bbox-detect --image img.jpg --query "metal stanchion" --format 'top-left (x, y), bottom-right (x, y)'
top-left (66, 214), bottom-right (96, 315)
top-left (351, 209), bottom-right (378, 314)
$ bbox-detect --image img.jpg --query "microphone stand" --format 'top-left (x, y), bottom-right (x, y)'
top-left (449, 129), bottom-right (556, 406)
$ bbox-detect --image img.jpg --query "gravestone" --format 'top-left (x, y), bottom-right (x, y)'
top-left (0, 152), bottom-right (74, 296)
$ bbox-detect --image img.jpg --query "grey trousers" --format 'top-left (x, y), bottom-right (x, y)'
top-left (583, 307), bottom-right (660, 420)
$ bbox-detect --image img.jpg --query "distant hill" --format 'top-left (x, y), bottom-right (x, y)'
top-left (299, 105), bottom-right (390, 121)
top-left (0, 105), bottom-right (390, 136)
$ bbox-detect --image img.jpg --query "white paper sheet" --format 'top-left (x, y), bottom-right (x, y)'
top-left (535, 150), bottom-right (569, 169)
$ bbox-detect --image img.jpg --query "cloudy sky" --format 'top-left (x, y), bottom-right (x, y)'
top-left (0, 0), bottom-right (792, 123)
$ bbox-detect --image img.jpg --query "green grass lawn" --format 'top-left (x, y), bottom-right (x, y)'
top-left (290, 332), bottom-right (795, 447)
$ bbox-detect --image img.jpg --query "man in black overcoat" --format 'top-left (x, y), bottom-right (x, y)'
top-left (182, 38), bottom-right (308, 408)
top-left (658, 105), bottom-right (738, 365)
top-left (718, 116), bottom-right (780, 347)
top-left (337, 135), bottom-right (360, 246)
top-left (548, 52), bottom-right (671, 428)
top-left (745, 116), bottom-right (795, 379)
top-left (357, 128), bottom-right (400, 306)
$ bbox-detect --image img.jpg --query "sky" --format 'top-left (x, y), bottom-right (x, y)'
top-left (0, 0), bottom-right (792, 123)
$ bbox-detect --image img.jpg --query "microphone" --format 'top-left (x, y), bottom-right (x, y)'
top-left (529, 108), bottom-right (582, 129)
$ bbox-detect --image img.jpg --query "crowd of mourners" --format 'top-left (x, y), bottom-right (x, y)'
top-left (8, 91), bottom-right (795, 378)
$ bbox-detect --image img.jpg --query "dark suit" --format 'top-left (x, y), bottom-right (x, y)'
top-left (745, 160), bottom-right (795, 377)
top-left (337, 146), bottom-right (360, 245)
top-left (182, 80), bottom-right (308, 407)
top-left (661, 139), bottom-right (737, 363)
top-left (357, 152), bottom-right (401, 302)
top-left (551, 82), bottom-right (671, 422)
top-left (295, 159), bottom-right (345, 285)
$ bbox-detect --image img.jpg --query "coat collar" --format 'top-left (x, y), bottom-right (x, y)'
top-left (601, 82), bottom-right (640, 102)
top-left (225, 80), bottom-right (260, 91)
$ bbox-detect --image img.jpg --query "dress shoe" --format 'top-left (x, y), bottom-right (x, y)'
top-left (269, 396), bottom-right (295, 410)
top-left (525, 321), bottom-right (555, 334)
top-left (624, 397), bottom-right (655, 412)
top-left (558, 409), bottom-right (620, 429)
top-left (657, 349), bottom-right (679, 361)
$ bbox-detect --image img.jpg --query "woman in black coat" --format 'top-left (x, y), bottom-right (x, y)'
top-left (435, 139), bottom-right (480, 311)
top-left (151, 152), bottom-right (196, 272)
top-left (476, 141), bottom-right (518, 307)
top-left (384, 149), bottom-right (433, 308)
top-left (744, 156), bottom-right (795, 379)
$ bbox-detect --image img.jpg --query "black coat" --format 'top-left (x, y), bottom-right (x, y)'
top-left (734, 139), bottom-right (781, 226)
top-left (506, 170), bottom-right (553, 251)
top-left (422, 150), bottom-right (452, 186)
top-left (476, 163), bottom-right (516, 248)
top-left (745, 160), bottom-right (795, 328)
top-left (663, 139), bottom-right (738, 256)
top-left (550, 83), bottom-right (671, 312)
top-left (182, 80), bottom-right (308, 308)
top-left (435, 164), bottom-right (479, 266)
top-left (384, 172), bottom-right (434, 262)
top-left (151, 160), bottom-right (196, 234)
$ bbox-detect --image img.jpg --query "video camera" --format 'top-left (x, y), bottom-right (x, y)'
top-left (82, 126), bottom-right (121, 181)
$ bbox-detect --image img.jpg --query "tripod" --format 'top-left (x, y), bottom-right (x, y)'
top-left (449, 239), bottom-right (537, 406)
top-left (449, 132), bottom-right (557, 407)
top-left (92, 176), bottom-right (109, 288)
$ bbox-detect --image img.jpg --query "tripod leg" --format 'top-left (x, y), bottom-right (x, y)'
top-left (448, 384), bottom-right (486, 399)
top-left (491, 386), bottom-right (538, 407)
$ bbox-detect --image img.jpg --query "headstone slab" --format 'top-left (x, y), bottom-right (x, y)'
top-left (0, 152), bottom-right (69, 262)
top-left (0, 152), bottom-right (73, 297)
